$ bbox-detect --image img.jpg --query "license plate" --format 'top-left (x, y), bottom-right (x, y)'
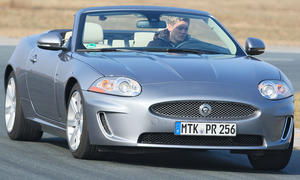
top-left (174, 122), bottom-right (236, 136)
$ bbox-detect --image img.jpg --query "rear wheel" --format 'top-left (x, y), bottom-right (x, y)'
top-left (248, 130), bottom-right (294, 170)
top-left (5, 71), bottom-right (43, 141)
top-left (66, 83), bottom-right (98, 159)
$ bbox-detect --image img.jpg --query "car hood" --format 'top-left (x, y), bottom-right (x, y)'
top-left (73, 52), bottom-right (280, 86)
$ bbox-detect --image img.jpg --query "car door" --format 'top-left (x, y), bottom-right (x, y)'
top-left (26, 47), bottom-right (61, 121)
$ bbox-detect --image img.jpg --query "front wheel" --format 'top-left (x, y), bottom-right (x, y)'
top-left (248, 130), bottom-right (294, 170)
top-left (66, 83), bottom-right (98, 159)
top-left (5, 71), bottom-right (43, 141)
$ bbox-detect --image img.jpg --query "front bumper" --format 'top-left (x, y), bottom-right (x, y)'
top-left (82, 82), bottom-right (294, 151)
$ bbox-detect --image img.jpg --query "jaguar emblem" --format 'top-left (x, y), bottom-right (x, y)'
top-left (199, 104), bottom-right (212, 117)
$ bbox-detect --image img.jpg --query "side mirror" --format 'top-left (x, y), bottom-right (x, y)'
top-left (245, 37), bottom-right (265, 55)
top-left (37, 32), bottom-right (64, 50)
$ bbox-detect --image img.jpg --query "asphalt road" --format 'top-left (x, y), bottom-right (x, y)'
top-left (0, 46), bottom-right (300, 180)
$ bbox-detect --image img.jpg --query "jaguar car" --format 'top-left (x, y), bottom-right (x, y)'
top-left (4, 6), bottom-right (294, 170)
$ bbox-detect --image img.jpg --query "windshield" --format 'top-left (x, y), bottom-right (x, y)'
top-left (76, 11), bottom-right (243, 55)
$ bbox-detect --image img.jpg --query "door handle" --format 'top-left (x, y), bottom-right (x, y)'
top-left (30, 55), bottom-right (37, 63)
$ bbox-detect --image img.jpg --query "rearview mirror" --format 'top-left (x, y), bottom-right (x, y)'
top-left (136, 20), bottom-right (166, 28)
top-left (37, 32), bottom-right (64, 50)
top-left (245, 37), bottom-right (265, 55)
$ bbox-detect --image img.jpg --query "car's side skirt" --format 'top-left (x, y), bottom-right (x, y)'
top-left (28, 117), bottom-right (66, 138)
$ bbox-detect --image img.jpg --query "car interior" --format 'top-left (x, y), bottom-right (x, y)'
top-left (56, 22), bottom-right (157, 50)
top-left (82, 22), bottom-right (156, 48)
top-left (50, 26), bottom-right (155, 49)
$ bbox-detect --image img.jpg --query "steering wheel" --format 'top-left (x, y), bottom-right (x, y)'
top-left (176, 39), bottom-right (205, 49)
top-left (176, 39), bottom-right (229, 54)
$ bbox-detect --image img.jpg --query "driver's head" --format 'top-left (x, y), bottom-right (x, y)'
top-left (167, 17), bottom-right (190, 44)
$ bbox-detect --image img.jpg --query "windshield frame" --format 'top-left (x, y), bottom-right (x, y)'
top-left (74, 10), bottom-right (246, 56)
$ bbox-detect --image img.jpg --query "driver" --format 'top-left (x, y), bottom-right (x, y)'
top-left (147, 17), bottom-right (190, 48)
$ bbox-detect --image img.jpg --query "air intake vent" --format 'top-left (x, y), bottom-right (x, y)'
top-left (138, 133), bottom-right (263, 146)
top-left (281, 116), bottom-right (293, 140)
top-left (98, 112), bottom-right (112, 135)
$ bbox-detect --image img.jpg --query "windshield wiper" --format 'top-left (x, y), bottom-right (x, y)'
top-left (142, 48), bottom-right (224, 55)
top-left (77, 48), bottom-right (227, 55)
top-left (168, 48), bottom-right (227, 55)
top-left (76, 48), bottom-right (137, 52)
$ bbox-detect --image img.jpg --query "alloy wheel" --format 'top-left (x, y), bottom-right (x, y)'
top-left (5, 77), bottom-right (16, 133)
top-left (67, 91), bottom-right (83, 151)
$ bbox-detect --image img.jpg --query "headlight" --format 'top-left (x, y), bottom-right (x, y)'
top-left (88, 77), bottom-right (141, 96)
top-left (258, 80), bottom-right (292, 100)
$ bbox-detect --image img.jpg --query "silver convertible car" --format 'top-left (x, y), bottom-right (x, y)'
top-left (4, 6), bottom-right (294, 170)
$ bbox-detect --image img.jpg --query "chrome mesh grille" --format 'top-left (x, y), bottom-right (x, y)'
top-left (150, 101), bottom-right (258, 119)
top-left (138, 133), bottom-right (263, 146)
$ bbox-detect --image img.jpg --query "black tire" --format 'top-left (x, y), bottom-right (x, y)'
top-left (248, 130), bottom-right (294, 170)
top-left (66, 83), bottom-right (98, 159)
top-left (5, 71), bottom-right (43, 141)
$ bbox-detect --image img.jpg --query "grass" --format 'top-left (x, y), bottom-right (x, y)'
top-left (0, 0), bottom-right (300, 46)
top-left (295, 93), bottom-right (300, 128)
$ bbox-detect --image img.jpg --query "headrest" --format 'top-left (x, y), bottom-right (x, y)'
top-left (134, 32), bottom-right (155, 47)
top-left (83, 22), bottom-right (103, 44)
